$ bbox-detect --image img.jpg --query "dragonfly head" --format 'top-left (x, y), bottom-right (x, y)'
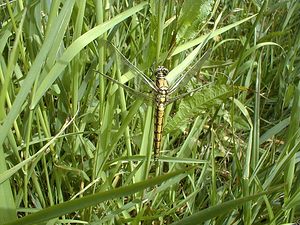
top-left (155, 66), bottom-right (169, 79)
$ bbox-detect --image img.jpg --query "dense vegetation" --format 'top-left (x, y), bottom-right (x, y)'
top-left (0, 0), bottom-right (299, 224)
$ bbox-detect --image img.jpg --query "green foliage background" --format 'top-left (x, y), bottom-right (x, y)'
top-left (0, 0), bottom-right (299, 224)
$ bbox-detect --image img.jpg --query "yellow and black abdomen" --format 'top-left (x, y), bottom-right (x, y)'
top-left (154, 103), bottom-right (165, 158)
top-left (153, 66), bottom-right (169, 160)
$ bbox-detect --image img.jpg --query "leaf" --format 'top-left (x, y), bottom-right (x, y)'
top-left (283, 187), bottom-right (300, 210)
top-left (0, 116), bottom-right (75, 184)
top-left (2, 167), bottom-right (195, 225)
top-left (30, 2), bottom-right (148, 109)
top-left (0, 0), bottom-right (76, 146)
top-left (177, 0), bottom-right (214, 40)
top-left (167, 47), bottom-right (210, 86)
top-left (172, 14), bottom-right (257, 56)
top-left (259, 117), bottom-right (290, 145)
top-left (165, 85), bottom-right (233, 133)
top-left (170, 185), bottom-right (283, 225)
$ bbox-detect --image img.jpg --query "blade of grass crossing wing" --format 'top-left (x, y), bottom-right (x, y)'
top-left (103, 40), bottom-right (158, 91)
top-left (168, 49), bottom-right (211, 94)
top-left (94, 70), bottom-right (154, 101)
top-left (167, 43), bottom-right (209, 86)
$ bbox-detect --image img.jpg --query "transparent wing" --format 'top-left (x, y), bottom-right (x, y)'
top-left (103, 41), bottom-right (159, 92)
top-left (94, 70), bottom-right (155, 102)
top-left (167, 83), bottom-right (212, 104)
top-left (168, 49), bottom-right (211, 94)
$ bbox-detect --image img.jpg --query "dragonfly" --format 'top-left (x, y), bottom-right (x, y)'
top-left (95, 41), bottom-right (211, 161)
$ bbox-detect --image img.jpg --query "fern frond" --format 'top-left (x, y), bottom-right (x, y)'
top-left (165, 84), bottom-right (234, 133)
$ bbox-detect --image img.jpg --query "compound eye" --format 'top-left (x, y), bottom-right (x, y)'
top-left (156, 66), bottom-right (169, 77)
top-left (162, 67), bottom-right (169, 75)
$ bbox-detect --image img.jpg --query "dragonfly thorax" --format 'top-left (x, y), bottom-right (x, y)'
top-left (155, 66), bottom-right (169, 94)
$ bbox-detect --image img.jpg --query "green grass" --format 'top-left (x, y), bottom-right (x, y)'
top-left (0, 0), bottom-right (300, 224)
